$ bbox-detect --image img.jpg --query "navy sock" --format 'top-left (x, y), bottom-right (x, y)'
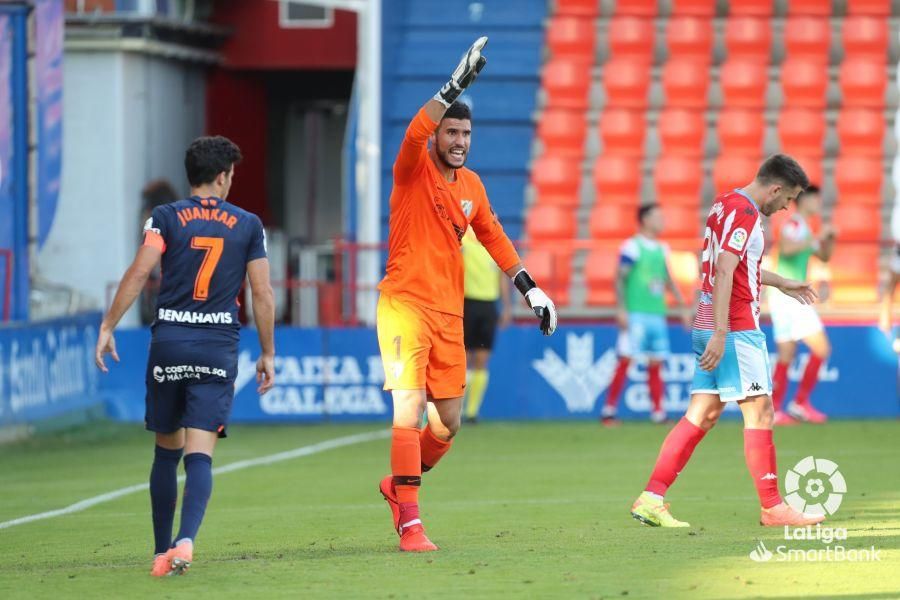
top-left (174, 453), bottom-right (213, 545)
top-left (150, 445), bottom-right (183, 555)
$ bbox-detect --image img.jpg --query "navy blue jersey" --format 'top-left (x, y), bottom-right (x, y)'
top-left (143, 196), bottom-right (266, 338)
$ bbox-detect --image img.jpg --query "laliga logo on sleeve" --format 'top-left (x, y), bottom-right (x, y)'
top-left (728, 227), bottom-right (748, 251)
top-left (784, 456), bottom-right (846, 516)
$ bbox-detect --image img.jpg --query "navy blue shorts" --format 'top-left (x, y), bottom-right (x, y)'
top-left (145, 326), bottom-right (238, 438)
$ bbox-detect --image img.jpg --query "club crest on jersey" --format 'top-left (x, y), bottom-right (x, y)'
top-left (460, 199), bottom-right (473, 218)
top-left (143, 217), bottom-right (160, 235)
top-left (728, 228), bottom-right (748, 251)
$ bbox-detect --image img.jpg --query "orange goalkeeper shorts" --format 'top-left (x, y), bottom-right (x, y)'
top-left (376, 293), bottom-right (467, 399)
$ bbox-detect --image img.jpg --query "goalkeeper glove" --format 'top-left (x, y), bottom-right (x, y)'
top-left (434, 36), bottom-right (488, 108)
top-left (513, 269), bottom-right (558, 336)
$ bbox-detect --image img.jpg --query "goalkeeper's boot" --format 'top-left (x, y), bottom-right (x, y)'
top-left (760, 502), bottom-right (826, 527)
top-left (399, 522), bottom-right (438, 552)
top-left (379, 475), bottom-right (401, 535)
top-left (631, 491), bottom-right (690, 528)
top-left (169, 540), bottom-right (193, 575)
top-left (150, 552), bottom-right (174, 577)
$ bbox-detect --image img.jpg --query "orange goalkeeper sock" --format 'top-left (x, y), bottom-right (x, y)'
top-left (391, 426), bottom-right (422, 504)
top-left (420, 426), bottom-right (453, 472)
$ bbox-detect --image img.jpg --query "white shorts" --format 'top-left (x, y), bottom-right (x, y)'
top-left (769, 288), bottom-right (824, 343)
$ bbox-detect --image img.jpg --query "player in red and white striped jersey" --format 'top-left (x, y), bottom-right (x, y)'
top-left (630, 155), bottom-right (828, 529)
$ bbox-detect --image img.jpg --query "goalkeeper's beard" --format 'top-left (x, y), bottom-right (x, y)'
top-left (434, 140), bottom-right (468, 170)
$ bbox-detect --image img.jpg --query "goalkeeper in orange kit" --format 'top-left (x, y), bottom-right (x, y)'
top-left (376, 37), bottom-right (558, 552)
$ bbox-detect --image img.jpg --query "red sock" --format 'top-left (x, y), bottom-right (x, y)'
top-left (794, 355), bottom-right (823, 407)
top-left (744, 428), bottom-right (782, 509)
top-left (391, 426), bottom-right (421, 504)
top-left (645, 418), bottom-right (706, 496)
top-left (605, 357), bottom-right (630, 409)
top-left (420, 426), bottom-right (453, 472)
top-left (772, 361), bottom-right (789, 411)
top-left (648, 362), bottom-right (663, 413)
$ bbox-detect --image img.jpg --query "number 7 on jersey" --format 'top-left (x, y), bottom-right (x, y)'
top-left (191, 236), bottom-right (224, 301)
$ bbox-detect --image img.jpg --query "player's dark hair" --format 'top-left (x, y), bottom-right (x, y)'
top-left (756, 154), bottom-right (810, 190)
top-left (442, 101), bottom-right (472, 123)
top-left (638, 203), bottom-right (659, 225)
top-left (795, 183), bottom-right (820, 204)
top-left (184, 136), bottom-right (242, 187)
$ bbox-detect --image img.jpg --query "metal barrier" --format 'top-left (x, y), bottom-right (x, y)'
top-left (106, 237), bottom-right (894, 328)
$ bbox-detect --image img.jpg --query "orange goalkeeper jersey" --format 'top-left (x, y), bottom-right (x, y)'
top-left (378, 108), bottom-right (521, 317)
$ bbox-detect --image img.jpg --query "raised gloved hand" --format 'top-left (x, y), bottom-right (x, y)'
top-left (514, 269), bottom-right (558, 336)
top-left (434, 36), bottom-right (488, 108)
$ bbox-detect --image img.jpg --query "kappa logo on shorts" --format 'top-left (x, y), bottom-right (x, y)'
top-left (749, 382), bottom-right (763, 392)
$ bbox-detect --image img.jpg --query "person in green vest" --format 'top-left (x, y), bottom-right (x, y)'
top-left (601, 204), bottom-right (691, 425)
top-left (461, 227), bottom-right (512, 423)
top-left (769, 185), bottom-right (835, 425)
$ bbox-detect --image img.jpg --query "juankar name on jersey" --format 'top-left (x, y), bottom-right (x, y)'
top-left (694, 189), bottom-right (765, 332)
top-left (143, 196), bottom-right (267, 339)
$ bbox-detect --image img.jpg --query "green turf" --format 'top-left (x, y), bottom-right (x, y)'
top-left (0, 420), bottom-right (897, 599)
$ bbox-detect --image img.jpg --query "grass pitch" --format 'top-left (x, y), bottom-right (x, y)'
top-left (0, 420), bottom-right (897, 599)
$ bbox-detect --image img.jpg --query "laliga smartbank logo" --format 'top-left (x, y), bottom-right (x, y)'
top-left (749, 456), bottom-right (881, 563)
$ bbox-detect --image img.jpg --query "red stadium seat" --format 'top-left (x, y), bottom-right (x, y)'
top-left (831, 205), bottom-right (882, 242)
top-left (788, 155), bottom-right (822, 188)
top-left (603, 58), bottom-right (651, 109)
top-left (837, 108), bottom-right (885, 158)
top-left (728, 0), bottom-right (774, 17)
top-left (781, 58), bottom-right (828, 108)
top-left (531, 154), bottom-right (581, 207)
top-left (654, 155), bottom-right (703, 205)
top-left (847, 0), bottom-right (891, 16)
top-left (717, 109), bottom-right (765, 155)
top-left (834, 156), bottom-right (883, 205)
top-left (787, 0), bottom-right (831, 16)
top-left (830, 246), bottom-right (880, 280)
top-left (666, 16), bottom-right (713, 63)
top-left (585, 244), bottom-right (621, 305)
top-left (525, 203), bottom-right (577, 241)
top-left (523, 246), bottom-right (573, 306)
top-left (713, 154), bottom-right (760, 194)
top-left (542, 59), bottom-right (592, 109)
top-left (599, 108), bottom-right (646, 157)
top-left (720, 60), bottom-right (768, 108)
top-left (724, 17), bottom-right (772, 62)
top-left (778, 108), bottom-right (825, 157)
top-left (784, 17), bottom-right (831, 63)
top-left (589, 204), bottom-right (638, 240)
top-left (671, 0), bottom-right (716, 16)
top-left (842, 17), bottom-right (889, 60)
top-left (662, 58), bottom-right (709, 108)
top-left (556, 0), bottom-right (599, 17)
top-left (658, 108), bottom-right (705, 157)
top-left (538, 109), bottom-right (587, 158)
top-left (615, 0), bottom-right (657, 16)
top-left (547, 16), bottom-right (596, 63)
top-left (839, 57), bottom-right (887, 108)
top-left (608, 16), bottom-right (655, 64)
top-left (661, 205), bottom-right (702, 239)
top-left (593, 154), bottom-right (642, 200)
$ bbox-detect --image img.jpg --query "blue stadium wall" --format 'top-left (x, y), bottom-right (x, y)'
top-left (4, 316), bottom-right (894, 429)
top-left (380, 0), bottom-right (546, 242)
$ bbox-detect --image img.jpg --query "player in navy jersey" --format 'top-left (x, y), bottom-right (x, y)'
top-left (630, 155), bottom-right (828, 529)
top-left (95, 136), bottom-right (275, 576)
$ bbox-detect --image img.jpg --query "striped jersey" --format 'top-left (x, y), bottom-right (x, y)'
top-left (694, 189), bottom-right (765, 332)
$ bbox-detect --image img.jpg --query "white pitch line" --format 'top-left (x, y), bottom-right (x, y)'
top-left (0, 429), bottom-right (389, 531)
